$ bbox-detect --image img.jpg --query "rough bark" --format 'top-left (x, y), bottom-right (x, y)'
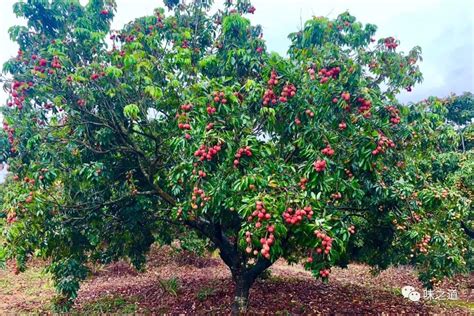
top-left (231, 269), bottom-right (254, 314)
top-left (229, 257), bottom-right (273, 314)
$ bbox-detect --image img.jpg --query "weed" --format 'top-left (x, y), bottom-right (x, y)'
top-left (78, 296), bottom-right (137, 314)
top-left (159, 277), bottom-right (180, 296)
top-left (196, 286), bottom-right (215, 301)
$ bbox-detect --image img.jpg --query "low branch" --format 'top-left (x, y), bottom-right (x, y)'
top-left (461, 221), bottom-right (474, 239)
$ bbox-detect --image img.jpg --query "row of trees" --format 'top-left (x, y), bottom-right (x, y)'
top-left (0, 0), bottom-right (472, 313)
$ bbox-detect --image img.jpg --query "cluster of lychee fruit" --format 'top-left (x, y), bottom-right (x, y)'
top-left (386, 105), bottom-right (401, 125)
top-left (267, 70), bottom-right (279, 86)
top-left (233, 146), bottom-right (252, 167)
top-left (299, 177), bottom-right (308, 190)
top-left (321, 145), bottom-right (335, 157)
top-left (262, 70), bottom-right (279, 106)
top-left (357, 97), bottom-right (372, 118)
top-left (416, 235), bottom-right (431, 254)
top-left (318, 66), bottom-right (341, 84)
top-left (314, 230), bottom-right (333, 255)
top-left (51, 56), bottom-right (62, 69)
top-left (207, 104), bottom-right (217, 115)
top-left (3, 122), bottom-right (16, 152)
top-left (7, 81), bottom-right (31, 110)
top-left (247, 201), bottom-right (271, 228)
top-left (412, 212), bottom-right (422, 222)
top-left (192, 169), bottom-right (207, 178)
top-left (258, 231), bottom-right (275, 259)
top-left (319, 268), bottom-right (331, 278)
top-left (25, 191), bottom-right (34, 204)
top-left (372, 134), bottom-right (395, 155)
top-left (384, 37), bottom-right (398, 49)
top-left (181, 40), bottom-right (190, 49)
top-left (344, 168), bottom-right (353, 178)
top-left (191, 186), bottom-right (210, 209)
top-left (338, 121), bottom-right (347, 130)
top-left (90, 72), bottom-right (105, 80)
top-left (38, 168), bottom-right (48, 181)
top-left (6, 211), bottom-right (17, 224)
top-left (110, 31), bottom-right (138, 44)
top-left (31, 55), bottom-right (54, 74)
top-left (313, 159), bottom-right (327, 172)
top-left (305, 109), bottom-right (315, 117)
top-left (330, 192), bottom-right (342, 200)
top-left (77, 99), bottom-right (86, 107)
top-left (348, 225), bottom-right (356, 234)
top-left (278, 84), bottom-right (297, 103)
top-left (205, 122), bottom-right (214, 131)
top-left (125, 171), bottom-right (139, 195)
top-left (283, 206), bottom-right (314, 225)
top-left (244, 227), bottom-right (275, 260)
top-left (212, 91), bottom-right (228, 104)
top-left (194, 144), bottom-right (222, 161)
top-left (308, 67), bottom-right (316, 80)
top-left (177, 121), bottom-right (191, 130)
top-left (262, 88), bottom-right (277, 106)
top-left (176, 108), bottom-right (192, 139)
top-left (341, 91), bottom-right (350, 102)
top-left (111, 32), bottom-right (135, 43)
top-left (180, 103), bottom-right (193, 112)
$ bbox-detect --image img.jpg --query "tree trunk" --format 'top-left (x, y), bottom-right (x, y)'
top-left (231, 272), bottom-right (254, 315)
top-left (204, 221), bottom-right (273, 314)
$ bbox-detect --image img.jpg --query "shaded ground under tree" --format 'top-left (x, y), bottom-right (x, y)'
top-left (0, 246), bottom-right (472, 314)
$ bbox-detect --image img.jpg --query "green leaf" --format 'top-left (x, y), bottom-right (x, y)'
top-left (124, 104), bottom-right (140, 119)
top-left (144, 86), bottom-right (163, 100)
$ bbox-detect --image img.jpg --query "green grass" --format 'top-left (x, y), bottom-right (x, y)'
top-left (0, 278), bottom-right (12, 290)
top-left (0, 265), bottom-right (55, 314)
top-left (159, 277), bottom-right (180, 296)
top-left (196, 286), bottom-right (215, 301)
top-left (77, 296), bottom-right (138, 314)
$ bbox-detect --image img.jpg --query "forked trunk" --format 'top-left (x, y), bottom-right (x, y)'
top-left (210, 225), bottom-right (273, 314)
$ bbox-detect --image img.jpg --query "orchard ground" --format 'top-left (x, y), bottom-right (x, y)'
top-left (0, 245), bottom-right (472, 314)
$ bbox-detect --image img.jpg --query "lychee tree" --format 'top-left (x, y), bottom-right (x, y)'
top-left (0, 0), bottom-right (472, 313)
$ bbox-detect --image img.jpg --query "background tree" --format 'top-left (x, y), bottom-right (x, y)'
top-left (444, 92), bottom-right (474, 151)
top-left (0, 0), bottom-right (471, 313)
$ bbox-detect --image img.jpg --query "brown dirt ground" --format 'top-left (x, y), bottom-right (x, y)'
top-left (0, 246), bottom-right (472, 314)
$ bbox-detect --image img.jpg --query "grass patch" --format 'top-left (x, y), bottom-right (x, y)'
top-left (0, 266), bottom-right (53, 294)
top-left (196, 286), bottom-right (215, 301)
top-left (0, 278), bottom-right (12, 290)
top-left (78, 296), bottom-right (137, 314)
top-left (19, 268), bottom-right (54, 297)
top-left (159, 277), bottom-right (180, 296)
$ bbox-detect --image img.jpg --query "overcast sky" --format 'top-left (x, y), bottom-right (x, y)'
top-left (0, 0), bottom-right (473, 104)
